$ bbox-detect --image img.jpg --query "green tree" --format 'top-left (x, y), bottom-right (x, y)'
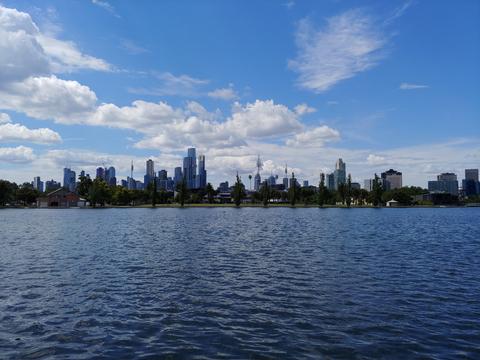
top-left (337, 183), bottom-right (346, 205)
top-left (346, 174), bottom-right (352, 208)
top-left (77, 175), bottom-right (93, 199)
top-left (318, 173), bottom-right (327, 207)
top-left (0, 180), bottom-right (16, 206)
top-left (369, 174), bottom-right (383, 207)
top-left (232, 174), bottom-right (245, 207)
top-left (89, 178), bottom-right (111, 207)
top-left (206, 183), bottom-right (216, 204)
top-left (149, 177), bottom-right (158, 207)
top-left (288, 173), bottom-right (299, 207)
top-left (176, 178), bottom-right (188, 207)
top-left (15, 183), bottom-right (39, 206)
top-left (260, 180), bottom-right (270, 207)
top-left (111, 186), bottom-right (132, 205)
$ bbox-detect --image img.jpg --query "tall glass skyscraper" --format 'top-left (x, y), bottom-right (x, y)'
top-left (197, 154), bottom-right (207, 189)
top-left (183, 148), bottom-right (197, 189)
top-left (144, 159), bottom-right (155, 187)
top-left (334, 158), bottom-right (346, 190)
top-left (63, 168), bottom-right (76, 192)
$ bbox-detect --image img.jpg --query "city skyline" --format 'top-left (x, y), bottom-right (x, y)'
top-left (0, 1), bottom-right (479, 186)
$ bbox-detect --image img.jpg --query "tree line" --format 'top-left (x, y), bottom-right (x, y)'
top-left (0, 173), bottom-right (430, 208)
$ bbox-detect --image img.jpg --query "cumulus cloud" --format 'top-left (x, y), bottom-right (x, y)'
top-left (294, 103), bottom-right (316, 115)
top-left (399, 82), bottom-right (429, 90)
top-left (286, 126), bottom-right (340, 147)
top-left (289, 10), bottom-right (387, 92)
top-left (0, 5), bottom-right (111, 82)
top-left (0, 75), bottom-right (97, 123)
top-left (366, 153), bottom-right (387, 165)
top-left (208, 87), bottom-right (239, 101)
top-left (0, 145), bottom-right (35, 163)
top-left (0, 113), bottom-right (10, 124)
top-left (0, 123), bottom-right (61, 144)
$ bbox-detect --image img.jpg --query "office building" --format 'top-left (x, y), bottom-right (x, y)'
top-left (428, 173), bottom-right (458, 196)
top-left (282, 165), bottom-right (289, 190)
top-left (351, 182), bottom-right (361, 190)
top-left (364, 179), bottom-right (374, 192)
top-left (45, 179), bottom-right (61, 192)
top-left (334, 158), bottom-right (346, 190)
top-left (197, 154), bottom-right (207, 189)
top-left (105, 166), bottom-right (116, 186)
top-left (381, 169), bottom-right (402, 190)
top-left (33, 176), bottom-right (44, 193)
top-left (144, 159), bottom-right (155, 188)
top-left (267, 175), bottom-right (277, 186)
top-left (463, 169), bottom-right (479, 196)
top-left (183, 148), bottom-right (197, 189)
top-left (327, 173), bottom-right (335, 191)
top-left (96, 167), bottom-right (105, 180)
top-left (174, 167), bottom-right (183, 187)
top-left (63, 168), bottom-right (76, 192)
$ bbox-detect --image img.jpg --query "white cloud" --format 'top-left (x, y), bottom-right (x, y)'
top-left (0, 75), bottom-right (97, 123)
top-left (289, 10), bottom-right (387, 92)
top-left (37, 35), bottom-right (112, 72)
top-left (294, 103), bottom-right (316, 115)
top-left (0, 123), bottom-right (61, 144)
top-left (91, 0), bottom-right (120, 18)
top-left (399, 82), bottom-right (429, 90)
top-left (226, 100), bottom-right (303, 138)
top-left (0, 5), bottom-right (111, 82)
top-left (0, 145), bottom-right (35, 163)
top-left (129, 72), bottom-right (209, 97)
top-left (286, 126), bottom-right (340, 147)
top-left (208, 87), bottom-right (239, 101)
top-left (0, 113), bottom-right (10, 123)
top-left (119, 39), bottom-right (148, 55)
top-left (366, 153), bottom-right (387, 165)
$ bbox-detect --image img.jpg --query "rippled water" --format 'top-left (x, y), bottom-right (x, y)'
top-left (1, 208), bottom-right (479, 359)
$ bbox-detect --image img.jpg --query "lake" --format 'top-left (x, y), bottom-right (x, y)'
top-left (1, 208), bottom-right (479, 359)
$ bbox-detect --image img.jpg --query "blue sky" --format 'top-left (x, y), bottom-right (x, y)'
top-left (0, 0), bottom-right (479, 187)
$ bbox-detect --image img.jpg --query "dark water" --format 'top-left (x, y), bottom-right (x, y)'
top-left (1, 208), bottom-right (479, 359)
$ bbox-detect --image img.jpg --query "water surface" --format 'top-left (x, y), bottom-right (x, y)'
top-left (1, 208), bottom-right (479, 359)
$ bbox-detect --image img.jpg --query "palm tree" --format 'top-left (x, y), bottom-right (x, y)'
top-left (248, 174), bottom-right (252, 190)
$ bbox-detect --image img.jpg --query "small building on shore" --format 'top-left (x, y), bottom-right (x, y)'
top-left (386, 199), bottom-right (400, 207)
top-left (37, 188), bottom-right (87, 208)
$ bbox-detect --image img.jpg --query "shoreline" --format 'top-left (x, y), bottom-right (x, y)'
top-left (1, 204), bottom-right (476, 209)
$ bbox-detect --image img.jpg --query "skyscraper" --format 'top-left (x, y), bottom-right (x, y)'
top-left (254, 155), bottom-right (262, 191)
top-left (282, 164), bottom-right (289, 190)
top-left (333, 158), bottom-right (346, 190)
top-left (327, 173), bottom-right (335, 191)
top-left (33, 176), bottom-right (44, 193)
top-left (183, 148), bottom-right (197, 189)
top-left (174, 167), bottom-right (183, 187)
top-left (96, 167), bottom-right (105, 180)
top-left (105, 166), bottom-right (116, 186)
top-left (144, 159), bottom-right (155, 187)
top-left (63, 168), bottom-right (76, 192)
top-left (463, 169), bottom-right (479, 196)
top-left (381, 169), bottom-right (402, 190)
top-left (197, 154), bottom-right (207, 189)
top-left (428, 173), bottom-right (459, 196)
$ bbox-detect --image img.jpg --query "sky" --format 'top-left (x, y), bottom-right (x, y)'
top-left (0, 0), bottom-right (479, 187)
